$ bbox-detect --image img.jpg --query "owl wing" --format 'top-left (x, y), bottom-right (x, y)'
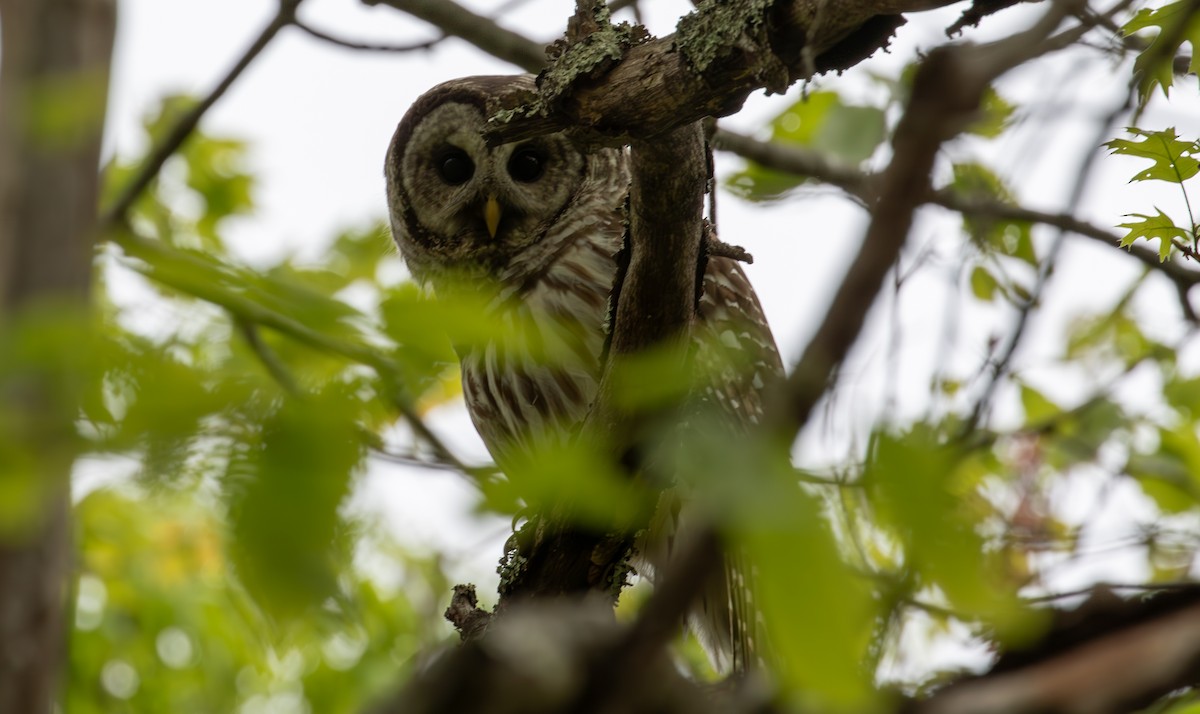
top-left (631, 252), bottom-right (783, 674)
top-left (696, 255), bottom-right (785, 426)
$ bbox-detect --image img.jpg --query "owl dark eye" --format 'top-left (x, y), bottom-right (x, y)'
top-left (435, 147), bottom-right (474, 185)
top-left (507, 147), bottom-right (545, 183)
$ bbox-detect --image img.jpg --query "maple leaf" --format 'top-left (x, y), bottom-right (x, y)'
top-left (1118, 208), bottom-right (1189, 261)
top-left (1104, 127), bottom-right (1200, 184)
top-left (1122, 0), bottom-right (1200, 100)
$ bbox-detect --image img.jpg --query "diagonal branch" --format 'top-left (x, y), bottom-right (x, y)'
top-left (764, 0), bottom-right (1079, 443)
top-left (361, 0), bottom-right (548, 71)
top-left (101, 0), bottom-right (303, 229)
top-left (294, 19), bottom-right (444, 52)
top-left (714, 128), bottom-right (1200, 291)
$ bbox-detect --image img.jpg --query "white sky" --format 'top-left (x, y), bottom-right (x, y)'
top-left (102, 0), bottom-right (1200, 657)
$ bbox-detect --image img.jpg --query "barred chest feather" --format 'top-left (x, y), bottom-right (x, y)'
top-left (457, 230), bottom-right (623, 465)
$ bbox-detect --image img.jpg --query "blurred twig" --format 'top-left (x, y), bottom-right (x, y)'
top-left (714, 128), bottom-right (1200, 292)
top-left (963, 86), bottom-right (1132, 434)
top-left (101, 0), bottom-right (303, 229)
top-left (294, 19), bottom-right (444, 52)
top-left (361, 0), bottom-right (547, 71)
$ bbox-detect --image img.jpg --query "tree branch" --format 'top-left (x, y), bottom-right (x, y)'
top-left (100, 0), bottom-right (302, 229)
top-left (911, 587), bottom-right (1200, 714)
top-left (714, 128), bottom-right (1200, 292)
top-left (361, 0), bottom-right (548, 72)
top-left (764, 0), bottom-right (1080, 443)
top-left (293, 19), bottom-right (444, 53)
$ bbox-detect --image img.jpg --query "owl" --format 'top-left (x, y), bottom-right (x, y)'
top-left (385, 75), bottom-right (784, 673)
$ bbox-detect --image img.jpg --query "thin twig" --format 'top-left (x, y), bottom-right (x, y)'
top-left (963, 88), bottom-right (1131, 434)
top-left (371, 447), bottom-right (500, 480)
top-left (101, 0), bottom-right (303, 228)
top-left (361, 0), bottom-right (547, 72)
top-left (1025, 582), bottom-right (1200, 604)
top-left (715, 127), bottom-right (1200, 291)
top-left (294, 19), bottom-right (444, 52)
top-left (235, 317), bottom-right (303, 395)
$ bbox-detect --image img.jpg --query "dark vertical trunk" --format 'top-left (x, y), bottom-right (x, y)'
top-left (0, 0), bottom-right (116, 710)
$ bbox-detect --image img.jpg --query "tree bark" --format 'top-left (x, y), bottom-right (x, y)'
top-left (0, 0), bottom-right (116, 710)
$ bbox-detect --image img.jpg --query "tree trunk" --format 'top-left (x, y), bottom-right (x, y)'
top-left (0, 0), bottom-right (115, 710)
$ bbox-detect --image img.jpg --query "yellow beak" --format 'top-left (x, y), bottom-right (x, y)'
top-left (484, 196), bottom-right (502, 238)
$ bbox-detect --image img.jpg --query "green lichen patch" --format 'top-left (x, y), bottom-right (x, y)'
top-left (676, 0), bottom-right (789, 93)
top-left (538, 18), bottom-right (651, 111)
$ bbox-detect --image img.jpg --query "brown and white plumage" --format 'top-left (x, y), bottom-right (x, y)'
top-left (385, 75), bottom-right (783, 673)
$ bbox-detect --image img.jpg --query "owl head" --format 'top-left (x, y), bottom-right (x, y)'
top-left (385, 75), bottom-right (623, 289)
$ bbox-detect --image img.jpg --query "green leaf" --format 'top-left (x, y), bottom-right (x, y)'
top-left (491, 438), bottom-right (653, 529)
top-left (771, 91), bottom-right (886, 165)
top-left (1104, 128), bottom-right (1200, 184)
top-left (969, 265), bottom-right (999, 301)
top-left (727, 91), bottom-right (885, 201)
top-left (1117, 208), bottom-right (1188, 261)
top-left (1019, 383), bottom-right (1059, 424)
top-left (966, 87), bottom-right (1015, 139)
top-left (1126, 424), bottom-right (1200, 513)
top-left (951, 163), bottom-right (1036, 265)
top-left (866, 428), bottom-right (1029, 634)
top-left (1165, 374), bottom-right (1200, 416)
top-left (227, 387), bottom-right (364, 618)
top-left (1122, 1), bottom-right (1200, 100)
top-left (23, 69), bottom-right (110, 149)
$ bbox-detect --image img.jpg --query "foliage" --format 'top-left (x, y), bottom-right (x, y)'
top-left (726, 90), bottom-right (886, 200)
top-left (1122, 0), bottom-right (1200, 102)
top-left (4, 1), bottom-right (1200, 712)
top-left (1105, 127), bottom-right (1200, 258)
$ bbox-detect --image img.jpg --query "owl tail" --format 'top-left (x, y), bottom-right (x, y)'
top-left (636, 491), bottom-right (761, 675)
top-left (690, 550), bottom-right (760, 674)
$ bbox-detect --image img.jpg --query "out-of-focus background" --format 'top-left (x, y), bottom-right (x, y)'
top-left (49, 0), bottom-right (1200, 710)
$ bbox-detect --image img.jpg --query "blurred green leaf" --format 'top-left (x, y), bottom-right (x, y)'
top-left (769, 92), bottom-right (886, 164)
top-left (952, 162), bottom-right (1036, 265)
top-left (866, 429), bottom-right (1029, 635)
top-left (678, 425), bottom-right (877, 707)
top-left (727, 91), bottom-right (885, 201)
top-left (0, 305), bottom-right (98, 537)
top-left (226, 387), bottom-right (365, 618)
top-left (966, 87), bottom-right (1015, 139)
top-left (970, 265), bottom-right (999, 302)
top-left (1127, 425), bottom-right (1200, 513)
top-left (23, 69), bottom-right (109, 149)
top-left (1019, 383), bottom-right (1059, 425)
top-left (70, 489), bottom-right (430, 713)
top-left (489, 438), bottom-right (652, 529)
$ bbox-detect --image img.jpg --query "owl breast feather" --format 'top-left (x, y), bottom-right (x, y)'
top-left (458, 229), bottom-right (622, 464)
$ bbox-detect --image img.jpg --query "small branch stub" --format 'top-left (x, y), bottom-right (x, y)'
top-left (444, 584), bottom-right (492, 641)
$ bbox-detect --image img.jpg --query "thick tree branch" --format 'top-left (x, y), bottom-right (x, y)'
top-left (911, 587), bottom-right (1200, 714)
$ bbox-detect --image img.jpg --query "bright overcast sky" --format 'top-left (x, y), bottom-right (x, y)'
top-left (102, 0), bottom-right (1200, 629)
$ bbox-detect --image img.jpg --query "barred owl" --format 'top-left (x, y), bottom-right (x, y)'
top-left (385, 75), bottom-right (783, 673)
